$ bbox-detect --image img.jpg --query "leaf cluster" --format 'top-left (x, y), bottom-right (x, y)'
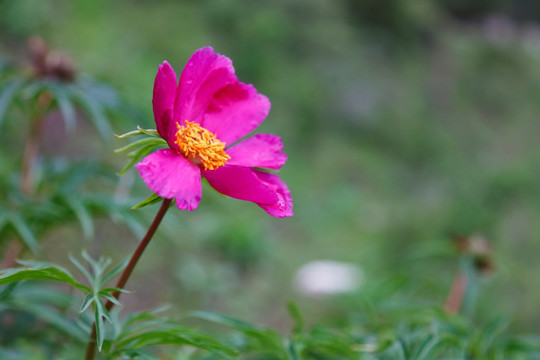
top-left (114, 126), bottom-right (167, 177)
top-left (0, 159), bottom-right (146, 253)
top-left (185, 304), bottom-right (540, 360)
top-left (0, 252), bottom-right (128, 351)
top-left (0, 66), bottom-right (132, 140)
top-left (0, 255), bottom-right (241, 359)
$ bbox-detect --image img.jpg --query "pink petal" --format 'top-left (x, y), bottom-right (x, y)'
top-left (203, 165), bottom-right (293, 218)
top-left (152, 61), bottom-right (179, 147)
top-left (203, 165), bottom-right (278, 204)
top-left (174, 47), bottom-right (237, 126)
top-left (135, 149), bottom-right (202, 211)
top-left (226, 134), bottom-right (287, 169)
top-left (201, 82), bottom-right (270, 145)
top-left (253, 171), bottom-right (293, 218)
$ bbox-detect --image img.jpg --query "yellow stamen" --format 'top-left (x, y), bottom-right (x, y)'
top-left (174, 121), bottom-right (230, 170)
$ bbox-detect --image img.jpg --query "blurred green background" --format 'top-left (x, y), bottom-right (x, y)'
top-left (2, 0), bottom-right (540, 337)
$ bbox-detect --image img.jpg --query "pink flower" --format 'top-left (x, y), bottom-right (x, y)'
top-left (135, 47), bottom-right (293, 218)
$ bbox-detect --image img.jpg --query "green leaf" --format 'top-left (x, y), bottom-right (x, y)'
top-left (114, 126), bottom-right (159, 139)
top-left (0, 261), bottom-right (89, 293)
top-left (411, 334), bottom-right (442, 360)
top-left (80, 293), bottom-right (95, 313)
top-left (71, 88), bottom-right (112, 141)
top-left (136, 126), bottom-right (159, 137)
top-left (13, 300), bottom-right (87, 342)
top-left (387, 340), bottom-right (407, 360)
top-left (285, 339), bottom-right (300, 360)
top-left (95, 301), bottom-right (105, 351)
top-left (100, 291), bottom-right (121, 306)
top-left (7, 214), bottom-right (40, 254)
top-left (114, 137), bottom-right (166, 154)
top-left (299, 328), bottom-right (357, 357)
top-left (287, 301), bottom-right (304, 335)
top-left (188, 311), bottom-right (286, 355)
top-left (131, 193), bottom-right (162, 210)
top-left (0, 283), bottom-right (18, 301)
top-left (0, 78), bottom-right (24, 128)
top-left (21, 80), bottom-right (47, 99)
top-left (64, 196), bottom-right (94, 239)
top-left (106, 207), bottom-right (146, 238)
top-left (115, 129), bottom-right (145, 139)
top-left (116, 328), bottom-right (237, 358)
top-left (95, 296), bottom-right (113, 351)
top-left (101, 287), bottom-right (131, 294)
top-left (101, 258), bottom-right (129, 285)
top-left (50, 84), bottom-right (77, 133)
top-left (118, 144), bottom-right (157, 175)
top-left (69, 254), bottom-right (94, 285)
top-left (82, 251), bottom-right (112, 286)
top-left (0, 212), bottom-right (8, 232)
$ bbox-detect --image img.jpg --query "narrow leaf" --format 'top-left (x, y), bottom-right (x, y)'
top-left (14, 301), bottom-right (87, 342)
top-left (188, 310), bottom-right (285, 353)
top-left (71, 88), bottom-right (112, 141)
top-left (101, 287), bottom-right (131, 294)
top-left (114, 137), bottom-right (166, 154)
top-left (0, 283), bottom-right (18, 301)
top-left (8, 214), bottom-right (40, 254)
top-left (100, 291), bottom-right (121, 306)
top-left (95, 301), bottom-right (105, 351)
top-left (118, 144), bottom-right (156, 175)
top-left (101, 258), bottom-right (129, 285)
top-left (65, 196), bottom-right (94, 239)
top-left (50, 84), bottom-right (77, 132)
top-left (115, 129), bottom-right (145, 139)
top-left (287, 301), bottom-right (304, 334)
top-left (412, 334), bottom-right (441, 360)
top-left (80, 293), bottom-right (95, 313)
top-left (0, 261), bottom-right (85, 292)
top-left (131, 193), bottom-right (162, 210)
top-left (0, 78), bottom-right (24, 128)
top-left (137, 126), bottom-right (159, 136)
top-left (69, 254), bottom-right (94, 285)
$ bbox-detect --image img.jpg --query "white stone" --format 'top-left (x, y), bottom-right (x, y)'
top-left (294, 260), bottom-right (363, 296)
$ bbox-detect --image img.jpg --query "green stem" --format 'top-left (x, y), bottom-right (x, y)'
top-left (84, 197), bottom-right (172, 360)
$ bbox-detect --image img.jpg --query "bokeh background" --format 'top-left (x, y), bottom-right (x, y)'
top-left (2, 0), bottom-right (540, 337)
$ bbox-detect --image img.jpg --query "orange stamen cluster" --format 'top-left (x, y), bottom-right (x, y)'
top-left (174, 121), bottom-right (230, 170)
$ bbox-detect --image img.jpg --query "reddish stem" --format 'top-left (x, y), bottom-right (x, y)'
top-left (0, 241), bottom-right (24, 269)
top-left (20, 117), bottom-right (42, 195)
top-left (444, 271), bottom-right (467, 314)
top-left (1, 94), bottom-right (50, 269)
top-left (84, 198), bottom-right (172, 360)
top-left (21, 92), bottom-right (50, 195)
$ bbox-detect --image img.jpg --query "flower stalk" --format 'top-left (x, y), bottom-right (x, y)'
top-left (444, 271), bottom-right (467, 314)
top-left (84, 197), bottom-right (172, 360)
top-left (1, 93), bottom-right (51, 269)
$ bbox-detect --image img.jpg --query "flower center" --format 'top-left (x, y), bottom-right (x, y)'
top-left (174, 121), bottom-right (230, 170)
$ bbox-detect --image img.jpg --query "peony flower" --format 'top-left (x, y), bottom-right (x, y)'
top-left (135, 47), bottom-right (293, 218)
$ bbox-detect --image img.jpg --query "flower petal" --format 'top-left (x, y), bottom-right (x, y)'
top-left (203, 165), bottom-right (277, 204)
top-left (174, 47), bottom-right (237, 126)
top-left (203, 165), bottom-right (293, 218)
top-left (226, 134), bottom-right (287, 169)
top-left (135, 149), bottom-right (202, 211)
top-left (253, 171), bottom-right (293, 218)
top-left (152, 61), bottom-right (178, 146)
top-left (202, 82), bottom-right (271, 145)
